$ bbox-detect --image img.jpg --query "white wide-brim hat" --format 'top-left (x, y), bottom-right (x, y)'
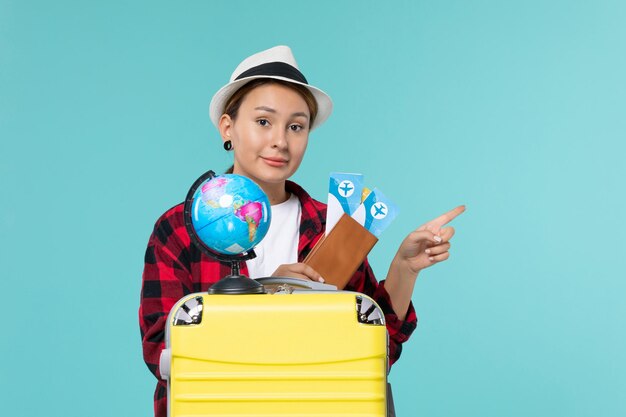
top-left (209, 45), bottom-right (333, 131)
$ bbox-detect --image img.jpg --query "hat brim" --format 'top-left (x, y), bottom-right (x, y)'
top-left (209, 75), bottom-right (333, 132)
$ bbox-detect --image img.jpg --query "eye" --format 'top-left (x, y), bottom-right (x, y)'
top-left (257, 119), bottom-right (270, 127)
top-left (289, 124), bottom-right (304, 132)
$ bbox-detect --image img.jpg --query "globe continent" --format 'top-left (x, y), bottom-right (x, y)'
top-left (190, 174), bottom-right (271, 255)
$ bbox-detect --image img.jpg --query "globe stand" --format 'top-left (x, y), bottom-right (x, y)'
top-left (207, 256), bottom-right (265, 295)
top-left (183, 169), bottom-right (265, 295)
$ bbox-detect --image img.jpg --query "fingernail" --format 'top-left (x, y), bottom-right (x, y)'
top-left (425, 248), bottom-right (431, 254)
top-left (428, 256), bottom-right (435, 262)
top-left (434, 235), bottom-right (442, 243)
top-left (318, 277), bottom-right (325, 283)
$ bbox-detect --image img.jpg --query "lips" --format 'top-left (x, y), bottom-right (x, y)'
top-left (261, 156), bottom-right (288, 167)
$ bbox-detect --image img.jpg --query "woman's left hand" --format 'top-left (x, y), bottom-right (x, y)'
top-left (391, 205), bottom-right (466, 279)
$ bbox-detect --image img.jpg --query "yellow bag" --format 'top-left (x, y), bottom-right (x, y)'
top-left (160, 279), bottom-right (389, 416)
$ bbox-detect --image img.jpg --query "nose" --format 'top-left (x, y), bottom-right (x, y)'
top-left (270, 126), bottom-right (288, 149)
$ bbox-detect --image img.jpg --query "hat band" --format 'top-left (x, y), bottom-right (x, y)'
top-left (234, 62), bottom-right (308, 84)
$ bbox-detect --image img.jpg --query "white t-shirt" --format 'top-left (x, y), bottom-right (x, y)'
top-left (246, 193), bottom-right (301, 278)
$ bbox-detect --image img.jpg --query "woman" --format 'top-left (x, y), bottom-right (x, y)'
top-left (139, 45), bottom-right (464, 416)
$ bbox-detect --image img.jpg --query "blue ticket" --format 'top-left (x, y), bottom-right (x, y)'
top-left (351, 188), bottom-right (399, 237)
top-left (327, 172), bottom-right (364, 234)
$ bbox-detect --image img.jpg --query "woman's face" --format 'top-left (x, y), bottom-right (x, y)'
top-left (223, 83), bottom-right (311, 191)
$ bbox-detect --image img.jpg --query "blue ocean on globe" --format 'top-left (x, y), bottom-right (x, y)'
top-left (190, 174), bottom-right (271, 255)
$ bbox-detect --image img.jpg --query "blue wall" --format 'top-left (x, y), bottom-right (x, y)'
top-left (1, 1), bottom-right (625, 415)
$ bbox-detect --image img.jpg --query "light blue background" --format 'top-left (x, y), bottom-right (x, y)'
top-left (1, 1), bottom-right (625, 416)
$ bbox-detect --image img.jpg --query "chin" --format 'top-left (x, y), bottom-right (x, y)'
top-left (260, 172), bottom-right (293, 184)
top-left (236, 161), bottom-right (300, 185)
top-left (259, 165), bottom-right (298, 181)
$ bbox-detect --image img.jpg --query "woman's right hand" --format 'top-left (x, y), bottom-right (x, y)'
top-left (271, 263), bottom-right (325, 283)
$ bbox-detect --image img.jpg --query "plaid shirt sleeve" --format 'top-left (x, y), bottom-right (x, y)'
top-left (344, 261), bottom-right (418, 366)
top-left (139, 203), bottom-right (231, 416)
top-left (139, 204), bottom-right (194, 380)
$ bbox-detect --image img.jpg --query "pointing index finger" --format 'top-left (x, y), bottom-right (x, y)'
top-left (430, 205), bottom-right (466, 228)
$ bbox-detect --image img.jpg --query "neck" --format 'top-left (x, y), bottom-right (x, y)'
top-left (262, 182), bottom-right (289, 205)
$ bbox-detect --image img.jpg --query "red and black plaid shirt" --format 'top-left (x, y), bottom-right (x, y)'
top-left (139, 180), bottom-right (417, 417)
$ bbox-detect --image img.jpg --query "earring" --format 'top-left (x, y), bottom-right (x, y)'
top-left (223, 140), bottom-right (232, 151)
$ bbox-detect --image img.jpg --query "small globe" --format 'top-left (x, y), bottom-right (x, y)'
top-left (189, 174), bottom-right (271, 255)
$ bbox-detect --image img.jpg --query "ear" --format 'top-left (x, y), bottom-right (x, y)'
top-left (218, 114), bottom-right (234, 144)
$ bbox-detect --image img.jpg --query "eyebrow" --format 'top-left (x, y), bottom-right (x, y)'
top-left (254, 106), bottom-right (309, 119)
top-left (254, 106), bottom-right (276, 113)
